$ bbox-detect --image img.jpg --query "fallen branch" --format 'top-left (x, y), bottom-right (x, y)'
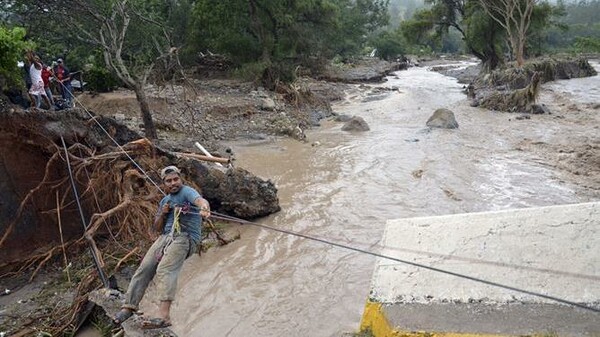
top-left (113, 246), bottom-right (140, 273)
top-left (173, 152), bottom-right (230, 164)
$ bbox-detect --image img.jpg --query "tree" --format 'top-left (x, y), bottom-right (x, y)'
top-left (479, 0), bottom-right (538, 66)
top-left (0, 26), bottom-right (34, 89)
top-left (191, 0), bottom-right (338, 88)
top-left (401, 0), bottom-right (504, 70)
top-left (190, 0), bottom-right (389, 88)
top-left (526, 1), bottom-right (566, 56)
top-left (463, 1), bottom-right (505, 71)
top-left (333, 0), bottom-right (391, 57)
top-left (71, 0), bottom-right (183, 139)
top-left (371, 30), bottom-right (406, 60)
top-left (3, 0), bottom-right (184, 139)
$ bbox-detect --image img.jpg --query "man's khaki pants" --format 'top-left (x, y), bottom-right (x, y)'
top-left (123, 234), bottom-right (193, 309)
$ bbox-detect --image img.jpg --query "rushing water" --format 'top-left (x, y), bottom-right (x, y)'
top-left (138, 61), bottom-right (599, 337)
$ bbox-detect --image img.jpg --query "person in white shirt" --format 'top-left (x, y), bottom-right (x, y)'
top-left (26, 52), bottom-right (52, 109)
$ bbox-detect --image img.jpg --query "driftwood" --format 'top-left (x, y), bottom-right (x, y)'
top-left (173, 152), bottom-right (230, 164)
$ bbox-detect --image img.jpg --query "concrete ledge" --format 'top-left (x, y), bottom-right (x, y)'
top-left (360, 202), bottom-right (600, 337)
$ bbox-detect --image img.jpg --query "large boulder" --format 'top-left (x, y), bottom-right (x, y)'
top-left (342, 116), bottom-right (370, 131)
top-left (426, 108), bottom-right (459, 129)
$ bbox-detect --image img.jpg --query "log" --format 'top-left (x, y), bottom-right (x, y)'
top-left (173, 152), bottom-right (230, 164)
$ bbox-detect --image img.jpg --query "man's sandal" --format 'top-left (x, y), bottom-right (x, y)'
top-left (141, 317), bottom-right (172, 329)
top-left (112, 309), bottom-right (134, 325)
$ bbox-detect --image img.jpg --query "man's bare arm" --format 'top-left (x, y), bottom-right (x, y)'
top-left (152, 202), bottom-right (170, 237)
top-left (194, 197), bottom-right (211, 218)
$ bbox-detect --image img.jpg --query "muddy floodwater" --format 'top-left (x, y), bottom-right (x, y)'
top-left (139, 61), bottom-right (599, 336)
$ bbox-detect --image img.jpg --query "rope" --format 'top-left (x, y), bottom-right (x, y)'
top-left (207, 213), bottom-right (599, 313)
top-left (56, 80), bottom-right (600, 313)
top-left (172, 207), bottom-right (182, 234)
top-left (60, 136), bottom-right (109, 288)
top-left (56, 80), bottom-right (166, 195)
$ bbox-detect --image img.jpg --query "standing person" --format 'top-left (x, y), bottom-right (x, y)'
top-left (41, 64), bottom-right (55, 107)
top-left (53, 58), bottom-right (73, 107)
top-left (27, 53), bottom-right (52, 109)
top-left (22, 58), bottom-right (35, 108)
top-left (112, 166), bottom-right (211, 329)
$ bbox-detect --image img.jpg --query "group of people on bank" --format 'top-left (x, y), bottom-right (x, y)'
top-left (24, 51), bottom-right (73, 110)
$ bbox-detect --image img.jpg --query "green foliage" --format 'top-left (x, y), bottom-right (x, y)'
top-left (561, 0), bottom-right (600, 25)
top-left (85, 66), bottom-right (120, 93)
top-left (400, 9), bottom-right (436, 47)
top-left (527, 1), bottom-right (567, 56)
top-left (232, 61), bottom-right (269, 82)
top-left (190, 0), bottom-right (389, 85)
top-left (463, 2), bottom-right (503, 54)
top-left (542, 1), bottom-right (600, 52)
top-left (371, 30), bottom-right (406, 60)
top-left (573, 36), bottom-right (600, 52)
top-left (333, 0), bottom-right (391, 57)
top-left (190, 0), bottom-right (261, 65)
top-left (0, 26), bottom-right (34, 89)
top-left (401, 1), bottom-right (499, 62)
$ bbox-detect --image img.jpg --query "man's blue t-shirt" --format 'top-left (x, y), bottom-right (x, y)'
top-left (157, 185), bottom-right (202, 243)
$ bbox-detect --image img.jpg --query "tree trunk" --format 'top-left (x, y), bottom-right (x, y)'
top-left (481, 49), bottom-right (501, 72)
top-left (133, 85), bottom-right (157, 139)
top-left (515, 40), bottom-right (525, 67)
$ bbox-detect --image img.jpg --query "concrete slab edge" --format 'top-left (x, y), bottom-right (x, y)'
top-left (359, 300), bottom-right (513, 337)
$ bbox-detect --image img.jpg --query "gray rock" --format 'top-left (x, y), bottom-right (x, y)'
top-left (342, 116), bottom-right (370, 132)
top-left (531, 103), bottom-right (550, 114)
top-left (426, 108), bottom-right (459, 129)
top-left (310, 110), bottom-right (327, 126)
top-left (333, 114), bottom-right (353, 122)
top-left (260, 97), bottom-right (276, 111)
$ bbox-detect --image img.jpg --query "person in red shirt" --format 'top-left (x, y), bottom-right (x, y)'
top-left (53, 58), bottom-right (73, 107)
top-left (41, 65), bottom-right (55, 107)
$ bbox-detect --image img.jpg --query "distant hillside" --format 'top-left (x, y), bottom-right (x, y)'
top-left (388, 0), bottom-right (425, 27)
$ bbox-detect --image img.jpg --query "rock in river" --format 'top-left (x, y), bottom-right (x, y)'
top-left (341, 116), bottom-right (370, 132)
top-left (426, 108), bottom-right (459, 129)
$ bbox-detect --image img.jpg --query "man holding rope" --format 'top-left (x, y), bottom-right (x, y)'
top-left (113, 165), bottom-right (210, 329)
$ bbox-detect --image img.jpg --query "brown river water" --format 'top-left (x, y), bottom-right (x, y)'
top-left (135, 60), bottom-right (599, 337)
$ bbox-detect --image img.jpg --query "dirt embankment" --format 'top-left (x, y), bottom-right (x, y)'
top-left (77, 78), bottom-right (338, 152)
top-left (75, 58), bottom-right (404, 153)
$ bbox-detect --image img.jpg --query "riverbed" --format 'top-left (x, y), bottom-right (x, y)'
top-left (140, 61), bottom-right (599, 336)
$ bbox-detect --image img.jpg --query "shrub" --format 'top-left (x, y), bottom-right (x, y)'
top-left (573, 36), bottom-right (600, 53)
top-left (0, 26), bottom-right (35, 89)
top-left (84, 66), bottom-right (120, 92)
